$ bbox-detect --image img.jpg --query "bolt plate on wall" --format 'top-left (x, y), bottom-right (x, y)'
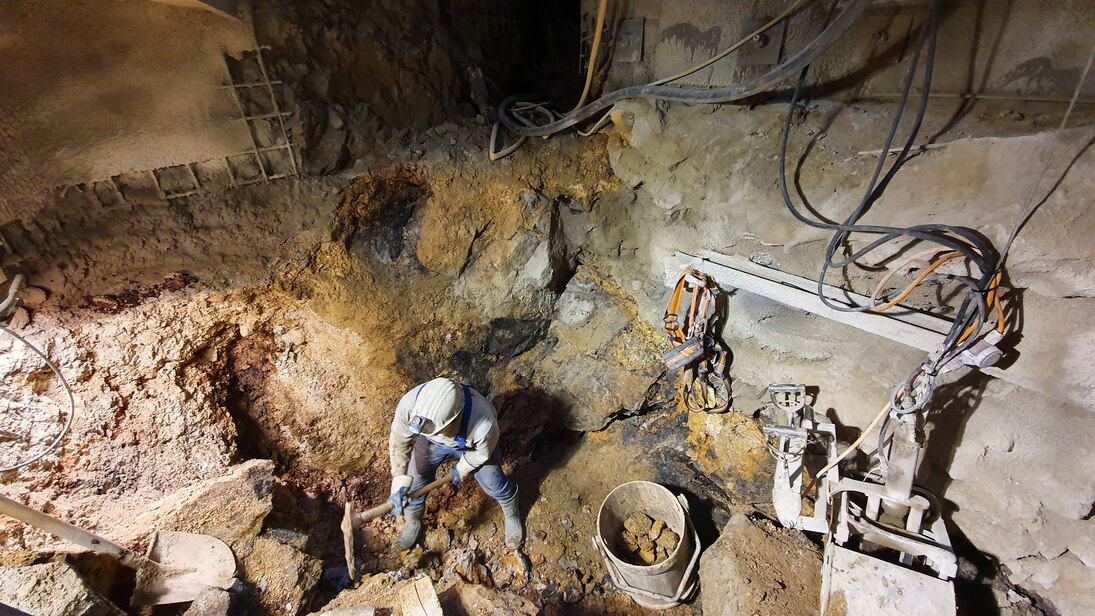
top-left (853, 11), bottom-right (915, 67)
top-left (615, 17), bottom-right (644, 63)
top-left (737, 18), bottom-right (786, 66)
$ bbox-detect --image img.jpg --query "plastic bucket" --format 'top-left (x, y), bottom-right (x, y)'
top-left (593, 481), bottom-right (700, 609)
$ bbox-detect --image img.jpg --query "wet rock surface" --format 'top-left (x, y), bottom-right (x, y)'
top-left (521, 265), bottom-right (665, 431)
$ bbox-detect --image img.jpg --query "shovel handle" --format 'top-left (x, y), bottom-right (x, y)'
top-left (354, 472), bottom-right (455, 525)
top-left (0, 493), bottom-right (137, 565)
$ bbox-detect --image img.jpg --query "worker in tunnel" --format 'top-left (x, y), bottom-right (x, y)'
top-left (387, 376), bottom-right (524, 551)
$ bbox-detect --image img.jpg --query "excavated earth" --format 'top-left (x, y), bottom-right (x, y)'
top-left (4, 93), bottom-right (1087, 613)
top-left (0, 120), bottom-right (787, 615)
top-left (4, 4), bottom-right (1094, 608)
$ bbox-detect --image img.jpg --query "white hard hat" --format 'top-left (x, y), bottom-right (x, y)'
top-left (409, 377), bottom-right (462, 437)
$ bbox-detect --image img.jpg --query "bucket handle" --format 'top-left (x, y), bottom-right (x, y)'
top-left (593, 499), bottom-right (701, 604)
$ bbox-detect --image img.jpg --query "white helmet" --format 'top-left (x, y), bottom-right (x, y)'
top-left (408, 377), bottom-right (462, 437)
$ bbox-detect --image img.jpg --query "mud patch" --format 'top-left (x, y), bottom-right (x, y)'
top-left (82, 272), bottom-right (197, 314)
top-left (226, 331), bottom-right (286, 463)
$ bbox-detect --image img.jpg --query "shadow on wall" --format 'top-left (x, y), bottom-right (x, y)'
top-left (491, 387), bottom-right (580, 517)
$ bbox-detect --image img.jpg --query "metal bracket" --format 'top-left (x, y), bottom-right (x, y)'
top-left (738, 17), bottom-right (786, 66)
top-left (615, 17), bottom-right (645, 63)
top-left (852, 10), bottom-right (915, 67)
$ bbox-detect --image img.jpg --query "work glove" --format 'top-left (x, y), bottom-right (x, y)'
top-left (388, 474), bottom-right (413, 517)
top-left (453, 458), bottom-right (476, 485)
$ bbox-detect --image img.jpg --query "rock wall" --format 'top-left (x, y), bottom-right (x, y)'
top-left (586, 98), bottom-right (1095, 614)
top-left (3, 2), bottom-right (1095, 614)
top-left (0, 0), bottom-right (257, 222)
top-left (591, 0), bottom-right (1095, 100)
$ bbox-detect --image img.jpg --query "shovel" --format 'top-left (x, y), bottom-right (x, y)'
top-left (341, 472), bottom-right (454, 581)
top-left (0, 493), bottom-right (236, 606)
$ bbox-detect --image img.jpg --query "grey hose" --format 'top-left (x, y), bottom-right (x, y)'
top-left (497, 0), bottom-right (872, 137)
top-left (0, 324), bottom-right (76, 473)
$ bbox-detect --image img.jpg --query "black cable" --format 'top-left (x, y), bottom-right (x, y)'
top-left (779, 0), bottom-right (1000, 418)
top-left (496, 0), bottom-right (874, 137)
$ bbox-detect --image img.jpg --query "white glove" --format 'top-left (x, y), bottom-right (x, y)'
top-left (387, 474), bottom-right (414, 517)
top-left (455, 458), bottom-right (476, 483)
top-left (390, 474), bottom-right (413, 494)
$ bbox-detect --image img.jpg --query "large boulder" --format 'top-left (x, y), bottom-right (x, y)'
top-left (236, 535), bottom-right (323, 615)
top-left (132, 459), bottom-right (275, 545)
top-left (441, 583), bottom-right (539, 615)
top-left (0, 560), bottom-right (124, 616)
top-left (526, 266), bottom-right (665, 431)
top-left (699, 513), bottom-right (822, 616)
top-left (310, 574), bottom-right (415, 614)
top-left (182, 588), bottom-right (233, 616)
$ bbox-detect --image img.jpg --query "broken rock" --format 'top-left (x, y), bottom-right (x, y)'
top-left (492, 552), bottom-right (531, 589)
top-left (454, 548), bottom-right (494, 587)
top-left (425, 526), bottom-right (451, 553)
top-left (527, 266), bottom-right (664, 431)
top-left (443, 583), bottom-right (540, 616)
top-left (237, 535), bottom-right (323, 615)
top-left (620, 511), bottom-right (678, 565)
top-left (0, 560), bottom-right (124, 616)
top-left (133, 459), bottom-right (275, 545)
top-left (182, 587), bottom-right (233, 616)
top-left (700, 513), bottom-right (822, 616)
top-left (650, 519), bottom-right (666, 540)
top-left (623, 511), bottom-right (654, 535)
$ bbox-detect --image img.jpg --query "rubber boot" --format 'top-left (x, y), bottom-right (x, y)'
top-left (392, 503), bottom-right (423, 552)
top-left (497, 488), bottom-right (524, 549)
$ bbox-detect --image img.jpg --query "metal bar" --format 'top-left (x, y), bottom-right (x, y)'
top-left (165, 189), bottom-right (202, 200)
top-left (853, 141), bottom-right (953, 158)
top-left (253, 48), bottom-right (298, 177)
top-left (223, 61), bottom-right (270, 184)
top-left (223, 156), bottom-right (238, 188)
top-left (185, 163), bottom-right (203, 193)
top-left (148, 169), bottom-right (168, 201)
top-left (863, 91), bottom-right (1095, 105)
top-left (763, 425), bottom-right (809, 438)
top-left (236, 112), bottom-right (292, 121)
top-left (254, 145), bottom-right (294, 154)
top-left (218, 81), bottom-right (284, 89)
top-left (669, 251), bottom-right (953, 352)
top-left (669, 249), bottom-right (1024, 388)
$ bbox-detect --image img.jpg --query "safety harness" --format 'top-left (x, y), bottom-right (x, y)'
top-left (663, 269), bottom-right (732, 413)
top-left (413, 383), bottom-right (474, 450)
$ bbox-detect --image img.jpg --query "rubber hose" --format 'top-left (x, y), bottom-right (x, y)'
top-left (497, 0), bottom-right (872, 137)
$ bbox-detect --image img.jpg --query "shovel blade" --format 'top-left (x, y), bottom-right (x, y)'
top-left (132, 531), bottom-right (236, 606)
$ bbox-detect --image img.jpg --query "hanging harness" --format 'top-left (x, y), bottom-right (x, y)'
top-left (414, 383), bottom-right (474, 450)
top-left (663, 269), bottom-right (732, 413)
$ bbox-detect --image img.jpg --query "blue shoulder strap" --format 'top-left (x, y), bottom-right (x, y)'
top-left (454, 384), bottom-right (472, 450)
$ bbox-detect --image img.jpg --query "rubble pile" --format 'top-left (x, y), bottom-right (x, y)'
top-left (620, 511), bottom-right (680, 566)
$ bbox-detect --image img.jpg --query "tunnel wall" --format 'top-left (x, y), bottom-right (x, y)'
top-left (1, 1), bottom-right (1095, 613)
top-left (0, 0), bottom-right (258, 223)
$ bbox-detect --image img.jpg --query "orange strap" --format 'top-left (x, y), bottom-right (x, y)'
top-left (663, 270), bottom-right (693, 344)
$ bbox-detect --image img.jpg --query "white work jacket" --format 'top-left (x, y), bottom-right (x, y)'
top-left (388, 384), bottom-right (500, 480)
